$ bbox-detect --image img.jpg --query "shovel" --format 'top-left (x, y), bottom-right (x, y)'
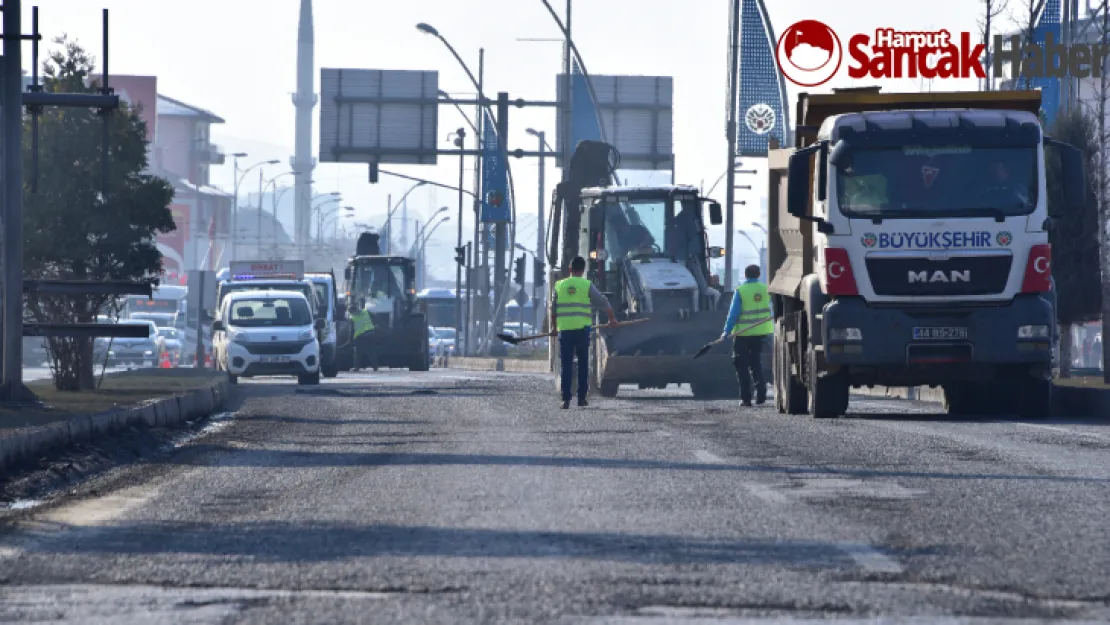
top-left (692, 317), bottom-right (773, 359)
top-left (496, 318), bottom-right (649, 345)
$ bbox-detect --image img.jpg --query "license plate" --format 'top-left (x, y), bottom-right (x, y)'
top-left (260, 356), bottom-right (292, 363)
top-left (913, 326), bottom-right (967, 340)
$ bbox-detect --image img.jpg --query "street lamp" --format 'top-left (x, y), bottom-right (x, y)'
top-left (258, 171), bottom-right (297, 254)
top-left (750, 222), bottom-right (768, 282)
top-left (232, 157), bottom-right (279, 260)
top-left (439, 90), bottom-right (478, 135)
top-left (381, 181), bottom-right (427, 254)
top-left (415, 214), bottom-right (451, 289)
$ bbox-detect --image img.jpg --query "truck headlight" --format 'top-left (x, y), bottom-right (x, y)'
top-left (298, 330), bottom-right (314, 342)
top-left (231, 332), bottom-right (250, 344)
top-left (1017, 324), bottom-right (1049, 339)
top-left (829, 327), bottom-right (863, 341)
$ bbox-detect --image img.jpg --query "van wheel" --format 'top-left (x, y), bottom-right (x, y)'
top-left (322, 364), bottom-right (339, 378)
top-left (228, 374), bottom-right (238, 385)
top-left (298, 371), bottom-right (321, 385)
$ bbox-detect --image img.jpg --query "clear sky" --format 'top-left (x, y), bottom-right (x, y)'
top-left (31, 0), bottom-right (1002, 278)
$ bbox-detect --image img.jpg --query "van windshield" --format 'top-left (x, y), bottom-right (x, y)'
top-left (228, 298), bottom-right (312, 327)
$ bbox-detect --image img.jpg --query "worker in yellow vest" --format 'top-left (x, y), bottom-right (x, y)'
top-left (720, 264), bottom-right (774, 406)
top-left (550, 256), bottom-right (617, 409)
top-left (350, 298), bottom-right (376, 372)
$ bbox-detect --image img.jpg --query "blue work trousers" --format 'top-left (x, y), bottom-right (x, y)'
top-left (559, 327), bottom-right (591, 402)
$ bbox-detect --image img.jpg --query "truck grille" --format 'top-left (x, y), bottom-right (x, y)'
top-left (865, 255), bottom-right (1012, 296)
top-left (650, 289), bottom-right (695, 315)
top-left (244, 341), bottom-right (308, 355)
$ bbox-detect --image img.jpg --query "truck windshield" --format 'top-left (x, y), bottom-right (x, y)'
top-left (835, 145), bottom-right (1038, 218)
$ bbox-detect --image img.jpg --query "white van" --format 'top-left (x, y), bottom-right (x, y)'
top-left (306, 271), bottom-right (339, 377)
top-left (212, 290), bottom-right (324, 385)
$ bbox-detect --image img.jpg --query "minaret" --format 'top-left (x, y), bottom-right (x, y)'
top-left (291, 0), bottom-right (317, 249)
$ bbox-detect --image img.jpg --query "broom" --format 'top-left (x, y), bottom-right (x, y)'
top-left (692, 316), bottom-right (773, 359)
top-left (496, 318), bottom-right (649, 345)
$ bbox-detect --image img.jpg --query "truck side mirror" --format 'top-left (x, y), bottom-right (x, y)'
top-left (1060, 143), bottom-right (1086, 213)
top-left (335, 302), bottom-right (347, 320)
top-left (708, 202), bottom-right (723, 225)
top-left (211, 320), bottom-right (224, 332)
top-left (787, 150), bottom-right (814, 218)
top-left (708, 245), bottom-right (725, 258)
top-left (344, 266), bottom-right (352, 281)
top-left (403, 264), bottom-right (416, 286)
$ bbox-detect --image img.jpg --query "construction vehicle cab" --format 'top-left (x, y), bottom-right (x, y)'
top-left (546, 140), bottom-right (735, 399)
top-left (335, 232), bottom-right (430, 372)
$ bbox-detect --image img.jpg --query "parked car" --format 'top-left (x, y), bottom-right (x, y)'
top-left (432, 327), bottom-right (457, 357)
top-left (157, 327), bottom-right (184, 365)
top-left (104, 320), bottom-right (159, 367)
top-left (427, 326), bottom-right (440, 361)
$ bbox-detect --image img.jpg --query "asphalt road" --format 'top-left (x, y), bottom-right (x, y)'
top-left (1, 370), bottom-right (1109, 624)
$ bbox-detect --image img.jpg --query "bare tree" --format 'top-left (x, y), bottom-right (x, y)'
top-left (1007, 0), bottom-right (1047, 89)
top-left (1097, 0), bottom-right (1110, 381)
top-left (980, 0), bottom-right (1011, 90)
top-left (1077, 0), bottom-right (1110, 378)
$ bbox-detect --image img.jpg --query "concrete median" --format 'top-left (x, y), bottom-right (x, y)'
top-left (0, 369), bottom-right (231, 476)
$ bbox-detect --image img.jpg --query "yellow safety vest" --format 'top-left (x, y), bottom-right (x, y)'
top-left (732, 281), bottom-right (774, 337)
top-left (352, 309), bottom-right (374, 337)
top-left (554, 276), bottom-right (593, 331)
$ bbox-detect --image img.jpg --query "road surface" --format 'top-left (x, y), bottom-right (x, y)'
top-left (1, 370), bottom-right (1108, 623)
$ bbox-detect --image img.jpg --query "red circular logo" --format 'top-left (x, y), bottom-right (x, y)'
top-left (776, 19), bottom-right (843, 87)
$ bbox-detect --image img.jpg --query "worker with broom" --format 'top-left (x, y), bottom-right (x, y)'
top-left (551, 256), bottom-right (617, 409)
top-left (720, 264), bottom-right (774, 407)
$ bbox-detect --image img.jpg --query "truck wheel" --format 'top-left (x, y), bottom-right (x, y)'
top-left (780, 335), bottom-right (808, 415)
top-left (409, 352), bottom-right (430, 372)
top-left (599, 380), bottom-right (619, 398)
top-left (1017, 378), bottom-right (1052, 420)
top-left (807, 345), bottom-right (848, 418)
top-left (773, 332), bottom-right (785, 412)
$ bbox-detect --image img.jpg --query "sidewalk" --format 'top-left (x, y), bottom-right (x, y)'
top-left (0, 368), bottom-right (231, 474)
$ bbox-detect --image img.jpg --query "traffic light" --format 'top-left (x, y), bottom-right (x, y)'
top-left (533, 259), bottom-right (545, 286)
top-left (514, 255), bottom-right (526, 286)
top-left (368, 163), bottom-right (379, 184)
top-left (454, 246), bottom-right (466, 266)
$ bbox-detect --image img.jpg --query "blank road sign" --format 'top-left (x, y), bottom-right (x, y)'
top-left (319, 68), bottom-right (439, 165)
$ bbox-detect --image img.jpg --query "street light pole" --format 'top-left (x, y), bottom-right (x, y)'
top-left (453, 128), bottom-right (466, 340)
top-left (724, 0), bottom-right (740, 291)
top-left (526, 127), bottom-right (551, 332)
top-left (382, 182), bottom-right (426, 254)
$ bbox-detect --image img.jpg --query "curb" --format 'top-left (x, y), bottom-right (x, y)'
top-left (0, 376), bottom-right (231, 476)
top-left (852, 382), bottom-right (1109, 418)
top-left (445, 356), bottom-right (549, 374)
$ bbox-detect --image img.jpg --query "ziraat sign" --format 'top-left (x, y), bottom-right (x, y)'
top-left (776, 20), bottom-right (1110, 87)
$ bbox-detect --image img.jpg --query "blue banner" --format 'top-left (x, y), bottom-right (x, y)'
top-left (481, 110), bottom-right (511, 223)
top-left (735, 0), bottom-right (789, 157)
top-left (1029, 0), bottom-right (1061, 128)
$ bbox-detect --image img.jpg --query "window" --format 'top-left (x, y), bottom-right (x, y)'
top-left (836, 145), bottom-right (1038, 218)
top-left (602, 198), bottom-right (666, 268)
top-left (228, 298), bottom-right (312, 327)
top-left (312, 283), bottom-right (330, 313)
top-left (355, 264), bottom-right (401, 298)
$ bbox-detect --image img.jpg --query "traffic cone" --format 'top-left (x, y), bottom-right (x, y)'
top-left (159, 351), bottom-right (171, 369)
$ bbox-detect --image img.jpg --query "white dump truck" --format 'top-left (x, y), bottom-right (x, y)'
top-left (768, 87), bottom-right (1085, 419)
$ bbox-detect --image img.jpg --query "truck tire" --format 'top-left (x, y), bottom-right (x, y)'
top-left (773, 333), bottom-right (785, 412)
top-left (1017, 378), bottom-right (1052, 420)
top-left (943, 383), bottom-right (1001, 417)
top-left (807, 344), bottom-right (849, 418)
top-left (776, 322), bottom-right (808, 415)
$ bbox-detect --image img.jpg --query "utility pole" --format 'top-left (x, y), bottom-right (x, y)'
top-left (256, 168), bottom-right (265, 256)
top-left (536, 131), bottom-right (546, 330)
top-left (490, 92), bottom-right (510, 356)
top-left (473, 49), bottom-right (486, 354)
top-left (454, 128), bottom-right (466, 339)
top-left (724, 0), bottom-right (740, 291)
